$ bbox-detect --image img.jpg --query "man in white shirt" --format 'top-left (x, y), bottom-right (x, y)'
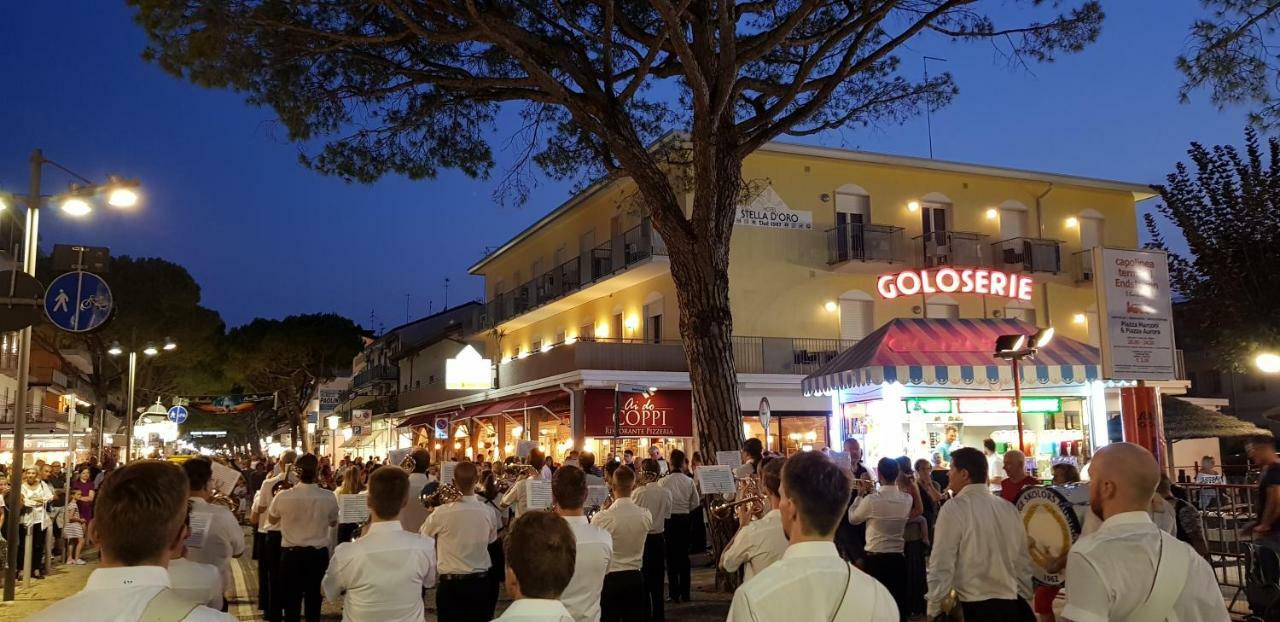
top-left (983, 439), bottom-right (1006, 486)
top-left (554, 465), bottom-right (614, 622)
top-left (926, 447), bottom-right (1034, 620)
top-left (253, 450), bottom-right (297, 622)
top-left (1063, 442), bottom-right (1228, 622)
top-left (657, 449), bottom-right (699, 603)
top-left (503, 451), bottom-right (550, 517)
top-left (30, 460), bottom-right (234, 622)
top-left (728, 451), bottom-right (898, 622)
top-left (849, 457), bottom-right (913, 621)
top-left (494, 510), bottom-right (578, 622)
top-left (422, 460), bottom-right (499, 622)
top-left (591, 465), bottom-right (652, 622)
top-left (401, 448), bottom-right (433, 533)
top-left (648, 445), bottom-right (669, 476)
top-left (722, 458), bottom-right (788, 581)
top-left (631, 459), bottom-right (672, 622)
top-left (268, 454), bottom-right (338, 622)
top-left (182, 457), bottom-right (245, 608)
top-left (323, 465), bottom-right (438, 622)
top-left (169, 554), bottom-right (224, 610)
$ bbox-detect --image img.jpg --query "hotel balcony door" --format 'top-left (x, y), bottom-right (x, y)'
top-left (835, 191), bottom-right (870, 261)
top-left (921, 202), bottom-right (949, 266)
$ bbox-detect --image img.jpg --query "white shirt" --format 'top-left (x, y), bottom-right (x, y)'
top-left (421, 495), bottom-right (498, 574)
top-left (540, 465), bottom-right (553, 480)
top-left (494, 598), bottom-right (575, 622)
top-left (590, 497), bottom-right (651, 572)
top-left (986, 452), bottom-right (1006, 483)
top-left (631, 483), bottom-right (672, 534)
top-left (658, 473), bottom-right (700, 515)
top-left (1063, 511), bottom-right (1228, 622)
top-left (559, 515), bottom-right (613, 622)
top-left (168, 557), bottom-right (223, 609)
top-left (848, 485), bottom-right (913, 554)
top-left (733, 461), bottom-right (757, 479)
top-left (502, 477), bottom-right (539, 517)
top-left (21, 481), bottom-right (53, 527)
top-left (268, 482), bottom-right (339, 548)
top-left (400, 472), bottom-right (431, 533)
top-left (28, 566), bottom-right (235, 622)
top-left (254, 470), bottom-right (294, 532)
top-left (322, 521), bottom-right (438, 622)
top-left (720, 509), bottom-right (788, 581)
top-left (728, 541), bottom-right (898, 622)
top-left (925, 484), bottom-right (1033, 618)
top-left (584, 472), bottom-right (605, 487)
top-left (185, 497), bottom-right (245, 593)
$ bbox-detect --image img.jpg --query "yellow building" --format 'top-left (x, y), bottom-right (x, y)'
top-left (401, 140), bottom-right (1177, 472)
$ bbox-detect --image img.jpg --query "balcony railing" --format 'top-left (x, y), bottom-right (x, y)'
top-left (991, 237), bottom-right (1064, 273)
top-left (826, 223), bottom-right (907, 265)
top-left (1071, 250), bottom-right (1095, 282)
top-left (0, 404), bottom-right (67, 425)
top-left (483, 220), bottom-right (667, 328)
top-left (913, 230), bottom-right (989, 268)
top-left (353, 364), bottom-right (398, 389)
top-left (733, 337), bottom-right (860, 375)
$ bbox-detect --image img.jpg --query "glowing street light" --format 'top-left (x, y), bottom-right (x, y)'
top-left (142, 344), bottom-right (159, 356)
top-left (995, 327), bottom-right (1056, 452)
top-left (162, 337), bottom-right (177, 351)
top-left (59, 196), bottom-right (92, 217)
top-left (1258, 352), bottom-right (1280, 375)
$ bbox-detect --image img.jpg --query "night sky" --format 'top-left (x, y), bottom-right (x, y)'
top-left (0, 2), bottom-right (1251, 330)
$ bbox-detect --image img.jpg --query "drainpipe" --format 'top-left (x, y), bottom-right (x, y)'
top-left (560, 383), bottom-right (581, 454)
top-left (1035, 183), bottom-right (1055, 326)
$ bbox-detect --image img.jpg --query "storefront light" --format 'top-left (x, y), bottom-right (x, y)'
top-left (541, 343), bottom-right (553, 353)
top-left (518, 349), bottom-right (530, 359)
top-left (595, 324), bottom-right (609, 339)
top-left (453, 442), bottom-right (461, 449)
top-left (512, 425), bottom-right (524, 438)
top-left (434, 442), bottom-right (442, 450)
top-left (801, 444), bottom-right (814, 452)
top-left (503, 443), bottom-right (513, 454)
top-left (625, 316), bottom-right (639, 331)
top-left (1258, 353), bottom-right (1280, 374)
top-left (805, 431), bottom-right (817, 442)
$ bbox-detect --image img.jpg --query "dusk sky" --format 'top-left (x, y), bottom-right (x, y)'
top-left (0, 2), bottom-right (1252, 330)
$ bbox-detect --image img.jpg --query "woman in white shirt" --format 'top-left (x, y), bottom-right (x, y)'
top-left (333, 465), bottom-right (365, 544)
top-left (19, 468), bottom-right (53, 579)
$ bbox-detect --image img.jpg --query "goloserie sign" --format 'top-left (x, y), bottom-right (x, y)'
top-left (876, 268), bottom-right (1034, 301)
top-left (584, 389), bottom-right (693, 437)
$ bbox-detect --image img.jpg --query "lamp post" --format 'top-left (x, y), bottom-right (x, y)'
top-left (109, 338), bottom-right (176, 463)
top-left (1, 150), bottom-right (139, 601)
top-left (994, 327), bottom-right (1055, 453)
top-left (327, 415), bottom-right (340, 463)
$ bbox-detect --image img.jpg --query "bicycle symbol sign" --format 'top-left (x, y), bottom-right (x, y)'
top-left (44, 271), bottom-right (113, 333)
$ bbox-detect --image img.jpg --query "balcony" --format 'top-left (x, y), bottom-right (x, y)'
top-left (913, 231), bottom-right (989, 268)
top-left (0, 404), bottom-right (68, 425)
top-left (826, 223), bottom-right (908, 267)
top-left (1071, 249), bottom-right (1095, 282)
top-left (483, 220), bottom-right (669, 331)
top-left (991, 237), bottom-right (1064, 274)
top-left (353, 364), bottom-right (398, 389)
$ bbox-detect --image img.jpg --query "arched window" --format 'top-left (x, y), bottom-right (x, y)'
top-left (925, 294), bottom-right (960, 320)
top-left (1004, 300), bottom-right (1036, 325)
top-left (998, 200), bottom-right (1030, 241)
top-left (838, 290), bottom-right (874, 341)
top-left (1079, 208), bottom-right (1105, 250)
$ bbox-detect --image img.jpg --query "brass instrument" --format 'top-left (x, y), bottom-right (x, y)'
top-left (497, 464), bottom-right (537, 492)
top-left (709, 476), bottom-right (766, 520)
top-left (421, 483), bottom-right (463, 507)
top-left (636, 470), bottom-right (659, 486)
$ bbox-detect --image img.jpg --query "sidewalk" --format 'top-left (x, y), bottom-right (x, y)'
top-left (0, 549), bottom-right (100, 621)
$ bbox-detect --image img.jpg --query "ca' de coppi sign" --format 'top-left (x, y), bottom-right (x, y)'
top-left (876, 267), bottom-right (1035, 301)
top-left (584, 389), bottom-right (694, 437)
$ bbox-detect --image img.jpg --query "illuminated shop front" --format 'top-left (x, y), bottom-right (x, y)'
top-left (400, 391), bottom-right (573, 463)
top-left (580, 389), bottom-right (694, 461)
top-left (805, 318), bottom-right (1109, 477)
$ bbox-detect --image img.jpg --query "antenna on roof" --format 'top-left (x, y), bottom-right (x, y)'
top-left (923, 55), bottom-right (947, 159)
top-left (405, 294), bottom-right (411, 323)
top-left (444, 278), bottom-right (451, 309)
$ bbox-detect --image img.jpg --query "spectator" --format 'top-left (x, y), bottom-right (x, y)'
top-left (999, 450), bottom-right (1037, 503)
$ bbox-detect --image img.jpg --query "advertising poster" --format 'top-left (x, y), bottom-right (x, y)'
top-left (1094, 248), bottom-right (1177, 380)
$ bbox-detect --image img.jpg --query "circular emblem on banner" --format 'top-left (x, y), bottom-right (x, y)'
top-left (1015, 484), bottom-right (1089, 586)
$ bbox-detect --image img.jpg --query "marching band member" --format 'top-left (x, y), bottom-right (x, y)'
top-left (493, 511), bottom-right (578, 622)
top-left (502, 450), bottom-right (549, 518)
top-left (422, 461), bottom-right (498, 622)
top-left (735, 439), bottom-right (763, 479)
top-left (183, 457), bottom-right (246, 610)
top-left (268, 454), bottom-right (339, 622)
top-left (848, 458), bottom-right (913, 622)
top-left (553, 465), bottom-right (613, 622)
top-left (253, 450), bottom-right (297, 622)
top-left (322, 466), bottom-right (438, 622)
top-left (401, 448), bottom-right (433, 533)
top-left (721, 459), bottom-right (787, 582)
top-left (631, 459), bottom-right (672, 622)
top-left (658, 450), bottom-right (698, 603)
top-left (590, 466), bottom-right (652, 622)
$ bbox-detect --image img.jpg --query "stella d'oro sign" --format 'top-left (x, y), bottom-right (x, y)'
top-left (734, 186), bottom-right (812, 230)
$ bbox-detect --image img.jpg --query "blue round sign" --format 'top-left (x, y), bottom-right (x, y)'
top-left (167, 405), bottom-right (188, 424)
top-left (44, 271), bottom-right (113, 333)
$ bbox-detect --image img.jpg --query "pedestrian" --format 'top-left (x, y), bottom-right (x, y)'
top-left (631, 458), bottom-right (671, 622)
top-left (321, 464), bottom-right (437, 622)
top-left (252, 450), bottom-right (297, 622)
top-left (580, 452), bottom-right (605, 486)
top-left (19, 466), bottom-right (53, 580)
top-left (658, 449), bottom-right (698, 603)
top-left (721, 458), bottom-right (788, 581)
top-left (1062, 442), bottom-right (1228, 621)
top-left (728, 451), bottom-right (897, 622)
top-left (591, 465), bottom-right (651, 622)
top-left (183, 457), bottom-right (246, 609)
top-left (1159, 473), bottom-right (1211, 560)
top-left (849, 457), bottom-right (913, 621)
top-left (999, 450), bottom-right (1037, 503)
top-left (925, 447), bottom-right (1034, 620)
top-left (493, 510), bottom-right (578, 622)
top-left (61, 501), bottom-right (85, 565)
top-left (268, 453), bottom-right (338, 622)
top-left (553, 465), bottom-right (613, 622)
top-left (28, 460), bottom-right (234, 621)
top-left (983, 439), bottom-right (1006, 487)
top-left (835, 438), bottom-right (872, 565)
top-left (421, 460), bottom-right (498, 622)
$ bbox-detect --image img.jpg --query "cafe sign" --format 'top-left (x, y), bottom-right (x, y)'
top-left (584, 389), bottom-right (694, 437)
top-left (877, 267), bottom-right (1034, 301)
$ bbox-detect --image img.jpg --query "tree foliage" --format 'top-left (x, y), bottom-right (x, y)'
top-left (1147, 128), bottom-right (1280, 367)
top-left (1179, 1), bottom-right (1280, 129)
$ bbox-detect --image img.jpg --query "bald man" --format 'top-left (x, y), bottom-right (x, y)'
top-left (1062, 443), bottom-right (1227, 622)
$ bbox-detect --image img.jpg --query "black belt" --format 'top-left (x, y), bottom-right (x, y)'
top-left (439, 572), bottom-right (488, 581)
top-left (281, 546), bottom-right (326, 552)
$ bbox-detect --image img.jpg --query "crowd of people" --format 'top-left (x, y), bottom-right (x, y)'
top-left (11, 432), bottom-right (1244, 622)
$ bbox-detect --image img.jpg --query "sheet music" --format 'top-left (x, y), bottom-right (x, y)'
top-left (828, 451), bottom-right (852, 472)
top-left (185, 512), bottom-right (211, 549)
top-left (339, 494), bottom-right (370, 524)
top-left (586, 485), bottom-right (610, 508)
top-left (440, 462), bottom-right (458, 487)
top-left (527, 480), bottom-right (553, 510)
top-left (716, 451), bottom-right (743, 469)
top-left (209, 461), bottom-right (241, 497)
top-left (387, 448), bottom-right (411, 469)
top-left (696, 465), bottom-right (737, 496)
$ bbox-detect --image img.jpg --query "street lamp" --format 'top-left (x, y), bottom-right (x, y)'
top-left (2, 150), bottom-right (140, 602)
top-left (108, 339), bottom-right (176, 464)
top-left (327, 415), bottom-right (341, 463)
top-left (994, 327), bottom-right (1055, 453)
top-left (1257, 352), bottom-right (1280, 375)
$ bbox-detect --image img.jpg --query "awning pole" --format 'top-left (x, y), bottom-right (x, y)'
top-left (1012, 359), bottom-right (1026, 453)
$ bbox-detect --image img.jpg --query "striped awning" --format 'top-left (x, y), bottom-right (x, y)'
top-left (802, 318), bottom-right (1101, 395)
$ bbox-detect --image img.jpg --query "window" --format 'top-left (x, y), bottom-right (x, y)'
top-left (531, 339), bottom-right (542, 353)
top-left (556, 329), bottom-right (566, 345)
top-left (644, 294), bottom-right (665, 343)
top-left (838, 291), bottom-right (873, 341)
top-left (834, 186), bottom-right (871, 262)
top-left (428, 374), bottom-right (436, 385)
top-left (1005, 305), bottom-right (1036, 325)
top-left (415, 380), bottom-right (421, 388)
top-left (580, 322), bottom-right (595, 342)
top-left (1193, 371), bottom-right (1222, 396)
top-left (925, 295), bottom-right (960, 319)
top-left (1079, 209), bottom-right (1105, 250)
top-left (999, 202), bottom-right (1029, 241)
top-left (612, 313), bottom-right (624, 342)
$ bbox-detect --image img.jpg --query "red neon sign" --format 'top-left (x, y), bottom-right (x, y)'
top-left (877, 268), bottom-right (1033, 301)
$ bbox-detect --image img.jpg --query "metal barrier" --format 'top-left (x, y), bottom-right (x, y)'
top-left (1178, 481), bottom-right (1260, 614)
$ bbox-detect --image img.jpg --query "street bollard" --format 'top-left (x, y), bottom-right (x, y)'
top-left (21, 526), bottom-right (32, 590)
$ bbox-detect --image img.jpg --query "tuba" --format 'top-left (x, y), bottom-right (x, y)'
top-left (422, 483), bottom-right (463, 507)
top-left (710, 476), bottom-right (766, 520)
top-left (399, 453), bottom-right (417, 472)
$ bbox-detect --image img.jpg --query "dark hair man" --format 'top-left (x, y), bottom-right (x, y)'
top-left (494, 511), bottom-right (577, 621)
top-left (632, 457), bottom-right (672, 621)
top-left (400, 448), bottom-right (433, 534)
top-left (183, 457), bottom-right (246, 608)
top-left (591, 465), bottom-right (652, 622)
top-left (553, 465), bottom-right (613, 622)
top-left (252, 449), bottom-right (297, 622)
top-left (925, 447), bottom-right (1032, 619)
top-left (849, 457), bottom-right (913, 620)
top-left (31, 461), bottom-right (235, 621)
top-left (982, 438), bottom-right (1006, 485)
top-left (422, 461), bottom-right (500, 621)
top-left (580, 451), bottom-right (605, 485)
top-left (728, 452), bottom-right (896, 622)
top-left (502, 449), bottom-right (551, 518)
top-left (658, 449), bottom-right (699, 603)
top-left (322, 465), bottom-right (437, 622)
top-left (268, 454), bottom-right (338, 622)
top-left (722, 458), bottom-right (788, 581)
top-left (835, 438), bottom-right (872, 564)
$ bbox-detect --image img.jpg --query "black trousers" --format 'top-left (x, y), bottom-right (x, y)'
top-left (863, 551), bottom-right (908, 622)
top-left (280, 546), bottom-right (328, 622)
top-left (17, 524), bottom-right (44, 573)
top-left (261, 531), bottom-right (284, 621)
top-left (960, 597), bottom-right (1035, 622)
top-left (437, 574), bottom-right (492, 622)
top-left (602, 570), bottom-right (646, 622)
top-left (486, 539), bottom-right (505, 620)
top-left (664, 513), bottom-right (691, 601)
top-left (642, 533), bottom-right (666, 621)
